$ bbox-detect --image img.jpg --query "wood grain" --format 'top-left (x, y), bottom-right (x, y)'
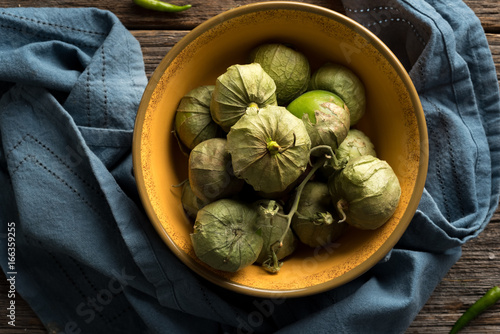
top-left (0, 0), bottom-right (499, 333)
top-left (0, 0), bottom-right (498, 31)
top-left (488, 34), bottom-right (500, 81)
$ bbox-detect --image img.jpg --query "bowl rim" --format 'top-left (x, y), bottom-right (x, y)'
top-left (132, 1), bottom-right (429, 298)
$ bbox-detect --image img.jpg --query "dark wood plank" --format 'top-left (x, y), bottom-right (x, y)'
top-left (0, 0), bottom-right (498, 31)
top-left (466, 0), bottom-right (500, 32)
top-left (133, 30), bottom-right (189, 78)
top-left (488, 34), bottom-right (500, 82)
top-left (0, 0), bottom-right (345, 30)
top-left (0, 275), bottom-right (46, 333)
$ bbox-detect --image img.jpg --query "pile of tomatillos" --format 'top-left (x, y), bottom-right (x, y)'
top-left (174, 43), bottom-right (401, 274)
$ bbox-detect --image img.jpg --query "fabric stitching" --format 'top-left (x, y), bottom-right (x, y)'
top-left (0, 11), bottom-right (107, 36)
top-left (101, 47), bottom-right (109, 128)
top-left (344, 6), bottom-right (426, 46)
top-left (69, 256), bottom-right (121, 326)
top-left (428, 4), bottom-right (483, 186)
top-left (424, 96), bottom-right (467, 221)
top-left (398, 0), bottom-right (482, 175)
top-left (200, 286), bottom-right (228, 323)
top-left (105, 305), bottom-right (132, 324)
top-left (36, 238), bottom-right (89, 302)
top-left (43, 245), bottom-right (110, 325)
top-left (442, 113), bottom-right (466, 219)
top-left (71, 256), bottom-right (100, 293)
top-left (455, 6), bottom-right (489, 176)
top-left (86, 68), bottom-right (92, 127)
top-left (344, 5), bottom-right (399, 13)
top-left (11, 155), bottom-right (107, 220)
top-left (366, 17), bottom-right (426, 46)
top-left (25, 235), bottom-right (126, 324)
top-left (0, 23), bottom-right (100, 50)
top-left (7, 134), bottom-right (105, 198)
top-left (430, 111), bottom-right (450, 222)
top-left (125, 35), bottom-right (142, 116)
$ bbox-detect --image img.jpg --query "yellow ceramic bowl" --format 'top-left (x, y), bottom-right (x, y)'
top-left (132, 1), bottom-right (428, 298)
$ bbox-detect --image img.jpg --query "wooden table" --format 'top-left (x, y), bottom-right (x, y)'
top-left (0, 1), bottom-right (498, 333)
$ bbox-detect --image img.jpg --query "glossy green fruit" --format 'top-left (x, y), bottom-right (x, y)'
top-left (309, 62), bottom-right (366, 125)
top-left (287, 90), bottom-right (350, 150)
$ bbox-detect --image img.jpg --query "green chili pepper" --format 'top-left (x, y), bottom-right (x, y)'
top-left (133, 0), bottom-right (191, 12)
top-left (449, 285), bottom-right (500, 334)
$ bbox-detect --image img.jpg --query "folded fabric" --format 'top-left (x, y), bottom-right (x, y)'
top-left (0, 2), bottom-right (498, 334)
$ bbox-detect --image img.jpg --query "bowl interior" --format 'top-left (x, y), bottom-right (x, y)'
top-left (133, 2), bottom-right (427, 297)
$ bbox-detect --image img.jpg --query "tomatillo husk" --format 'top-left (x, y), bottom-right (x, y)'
top-left (174, 85), bottom-right (221, 150)
top-left (188, 138), bottom-right (244, 203)
top-left (291, 181), bottom-right (346, 247)
top-left (191, 199), bottom-right (263, 272)
top-left (254, 200), bottom-right (297, 273)
top-left (210, 63), bottom-right (277, 132)
top-left (180, 181), bottom-right (207, 220)
top-left (226, 105), bottom-right (311, 195)
top-left (321, 128), bottom-right (377, 178)
top-left (249, 43), bottom-right (310, 105)
top-left (328, 155), bottom-right (401, 230)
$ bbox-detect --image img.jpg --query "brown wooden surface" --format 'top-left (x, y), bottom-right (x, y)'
top-left (0, 1), bottom-right (499, 333)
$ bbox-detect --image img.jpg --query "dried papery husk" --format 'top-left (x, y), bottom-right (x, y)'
top-left (309, 62), bottom-right (366, 125)
top-left (210, 63), bottom-right (277, 132)
top-left (254, 200), bottom-right (297, 273)
top-left (249, 43), bottom-right (310, 105)
top-left (180, 181), bottom-right (207, 220)
top-left (190, 199), bottom-right (263, 272)
top-left (291, 181), bottom-right (346, 247)
top-left (174, 85), bottom-right (221, 150)
top-left (328, 155), bottom-right (401, 230)
top-left (287, 90), bottom-right (350, 150)
top-left (188, 138), bottom-right (245, 203)
top-left (321, 129), bottom-right (377, 178)
top-left (226, 105), bottom-right (311, 195)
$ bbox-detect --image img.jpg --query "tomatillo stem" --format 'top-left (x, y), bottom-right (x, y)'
top-left (336, 199), bottom-right (348, 223)
top-left (267, 140), bottom-right (281, 155)
top-left (133, 0), bottom-right (191, 12)
top-left (277, 154), bottom-right (329, 247)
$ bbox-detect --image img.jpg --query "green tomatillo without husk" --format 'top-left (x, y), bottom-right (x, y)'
top-left (287, 90), bottom-right (350, 150)
top-left (210, 63), bottom-right (277, 132)
top-left (191, 199), bottom-right (263, 272)
top-left (226, 105), bottom-right (311, 196)
top-left (249, 43), bottom-right (311, 105)
top-left (309, 62), bottom-right (366, 125)
top-left (328, 155), bottom-right (401, 230)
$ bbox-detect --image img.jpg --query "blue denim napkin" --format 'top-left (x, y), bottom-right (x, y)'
top-left (0, 1), bottom-right (499, 333)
